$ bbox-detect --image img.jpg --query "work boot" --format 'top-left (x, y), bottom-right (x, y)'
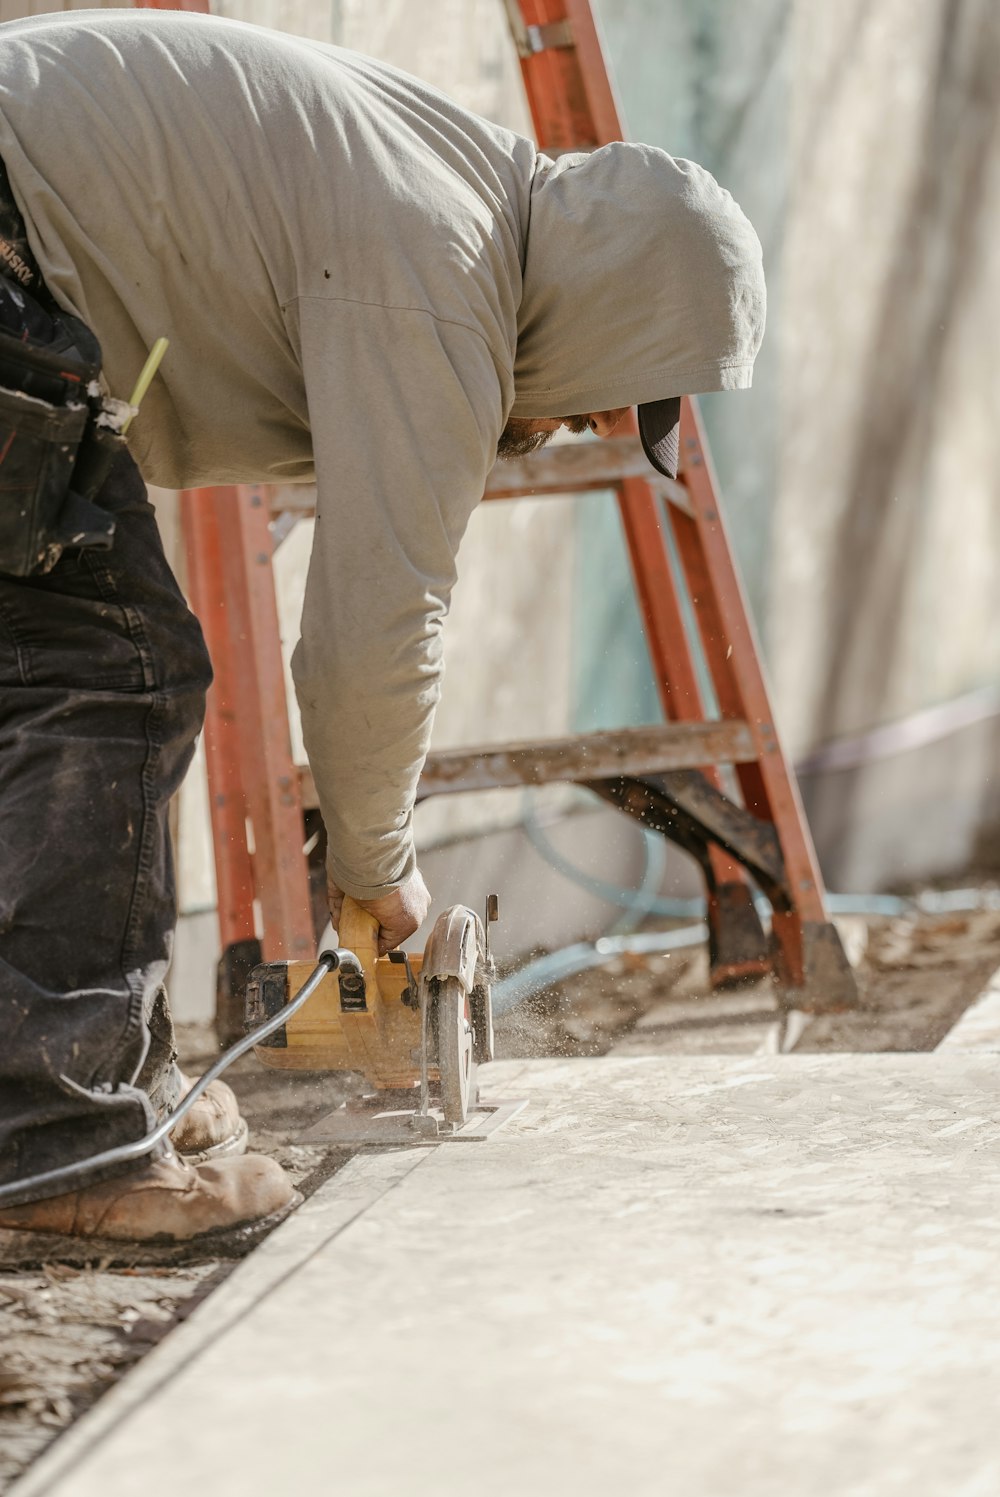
top-left (0, 1151), bottom-right (300, 1269)
top-left (170, 1071), bottom-right (249, 1162)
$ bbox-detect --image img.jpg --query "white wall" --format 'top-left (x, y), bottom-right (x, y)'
top-left (596, 0), bottom-right (1000, 888)
top-left (775, 0), bottom-right (1000, 753)
top-left (774, 0), bottom-right (1000, 885)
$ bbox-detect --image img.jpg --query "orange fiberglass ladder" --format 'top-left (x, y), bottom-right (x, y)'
top-left (141, 0), bottom-right (857, 1037)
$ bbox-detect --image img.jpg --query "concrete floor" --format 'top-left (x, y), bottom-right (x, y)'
top-left (16, 1054), bottom-right (1000, 1497)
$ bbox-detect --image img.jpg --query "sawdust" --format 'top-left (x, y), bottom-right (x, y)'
top-left (0, 1262), bottom-right (219, 1489)
top-left (494, 903), bottom-right (1000, 1058)
top-left (2, 898), bottom-right (999, 1492)
top-left (800, 908), bottom-right (1000, 1052)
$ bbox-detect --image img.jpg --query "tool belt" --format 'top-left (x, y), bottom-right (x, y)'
top-left (0, 157), bottom-right (126, 576)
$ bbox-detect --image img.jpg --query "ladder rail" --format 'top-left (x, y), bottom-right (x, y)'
top-left (180, 488), bottom-right (257, 954)
top-left (674, 406), bottom-right (828, 916)
top-left (213, 486), bottom-right (314, 964)
top-left (504, 0), bottom-right (848, 1000)
top-left (510, 0), bottom-right (775, 973)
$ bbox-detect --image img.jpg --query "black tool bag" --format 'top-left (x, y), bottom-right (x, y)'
top-left (0, 278), bottom-right (124, 576)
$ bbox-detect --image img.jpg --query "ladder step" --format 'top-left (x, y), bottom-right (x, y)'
top-left (483, 436), bottom-right (691, 511)
top-left (517, 19), bottom-right (574, 56)
top-left (297, 721), bottom-right (754, 808)
top-left (419, 722), bottom-right (756, 796)
top-left (266, 438), bottom-right (691, 521)
top-left (502, 2), bottom-right (574, 58)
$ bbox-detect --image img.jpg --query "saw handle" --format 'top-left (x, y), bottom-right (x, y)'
top-left (337, 895), bottom-right (382, 981)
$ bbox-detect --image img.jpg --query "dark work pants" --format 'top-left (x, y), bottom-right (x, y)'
top-left (0, 452), bottom-right (213, 1204)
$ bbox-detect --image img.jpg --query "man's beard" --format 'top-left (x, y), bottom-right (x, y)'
top-left (496, 414), bottom-right (590, 460)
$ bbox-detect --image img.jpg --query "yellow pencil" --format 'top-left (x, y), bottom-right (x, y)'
top-left (121, 336), bottom-right (169, 434)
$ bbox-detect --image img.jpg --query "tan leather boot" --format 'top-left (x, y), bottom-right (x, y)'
top-left (0, 1151), bottom-right (300, 1268)
top-left (170, 1072), bottom-right (249, 1162)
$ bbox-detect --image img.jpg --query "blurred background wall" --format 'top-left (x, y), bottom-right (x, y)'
top-left (2, 0), bottom-right (998, 1010)
top-left (597, 0), bottom-right (1000, 892)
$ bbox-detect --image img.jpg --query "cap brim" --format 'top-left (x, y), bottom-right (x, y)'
top-left (638, 397), bottom-right (681, 479)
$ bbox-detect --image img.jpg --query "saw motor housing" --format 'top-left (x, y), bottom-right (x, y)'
top-left (244, 899), bottom-right (495, 1098)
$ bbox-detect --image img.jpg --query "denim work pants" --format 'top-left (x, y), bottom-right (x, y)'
top-left (0, 451), bottom-right (212, 1204)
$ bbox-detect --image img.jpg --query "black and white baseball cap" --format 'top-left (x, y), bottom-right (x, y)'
top-left (637, 397), bottom-right (682, 479)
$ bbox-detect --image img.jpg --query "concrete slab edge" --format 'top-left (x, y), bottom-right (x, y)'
top-left (10, 1148), bottom-right (429, 1497)
top-left (937, 963), bottom-right (1000, 1051)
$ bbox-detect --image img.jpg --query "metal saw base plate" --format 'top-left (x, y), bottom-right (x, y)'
top-left (299, 1096), bottom-right (526, 1147)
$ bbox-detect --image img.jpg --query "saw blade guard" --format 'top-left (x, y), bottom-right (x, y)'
top-left (419, 903), bottom-right (495, 1067)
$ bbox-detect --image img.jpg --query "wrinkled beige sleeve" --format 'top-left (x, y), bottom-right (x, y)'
top-left (287, 297), bottom-right (503, 900)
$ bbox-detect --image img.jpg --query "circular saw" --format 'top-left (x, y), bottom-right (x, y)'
top-left (245, 894), bottom-right (523, 1144)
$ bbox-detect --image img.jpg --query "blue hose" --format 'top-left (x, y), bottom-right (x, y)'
top-left (501, 793), bottom-right (999, 1012)
top-left (522, 791), bottom-right (705, 920)
top-left (493, 922), bottom-right (707, 1016)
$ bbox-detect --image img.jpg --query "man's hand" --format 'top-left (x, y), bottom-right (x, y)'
top-left (327, 866), bottom-right (432, 955)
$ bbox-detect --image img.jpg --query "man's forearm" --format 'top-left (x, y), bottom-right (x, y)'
top-left (291, 633), bottom-right (439, 899)
top-left (288, 298), bottom-right (502, 895)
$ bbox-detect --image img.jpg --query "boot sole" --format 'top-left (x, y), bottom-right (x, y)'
top-left (175, 1116), bottom-right (250, 1165)
top-left (0, 1191), bottom-right (303, 1270)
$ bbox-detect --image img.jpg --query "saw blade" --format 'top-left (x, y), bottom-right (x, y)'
top-left (437, 976), bottom-right (477, 1126)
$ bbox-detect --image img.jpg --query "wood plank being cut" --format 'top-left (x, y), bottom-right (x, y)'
top-left (17, 1055), bottom-right (1000, 1497)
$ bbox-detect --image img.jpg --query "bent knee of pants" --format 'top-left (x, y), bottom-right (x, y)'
top-left (160, 603), bottom-right (213, 744)
top-left (90, 452), bottom-right (215, 742)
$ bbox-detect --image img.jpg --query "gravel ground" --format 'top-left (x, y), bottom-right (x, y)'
top-left (3, 896), bottom-right (1000, 1492)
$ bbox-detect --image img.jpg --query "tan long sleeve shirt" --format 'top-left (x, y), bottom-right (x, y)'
top-left (0, 9), bottom-right (764, 897)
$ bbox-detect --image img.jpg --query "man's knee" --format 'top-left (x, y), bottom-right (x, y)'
top-left (166, 602), bottom-right (214, 706)
top-left (94, 455), bottom-right (214, 704)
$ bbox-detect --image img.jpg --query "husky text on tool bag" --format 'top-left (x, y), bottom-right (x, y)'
top-left (0, 155), bottom-right (44, 296)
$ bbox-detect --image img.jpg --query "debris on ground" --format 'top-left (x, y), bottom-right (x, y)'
top-left (0, 1101), bottom-right (350, 1496)
top-left (3, 894), bottom-right (999, 1493)
top-left (0, 1262), bottom-right (218, 1489)
top-left (801, 906), bottom-right (1000, 1053)
top-left (494, 899), bottom-right (1000, 1059)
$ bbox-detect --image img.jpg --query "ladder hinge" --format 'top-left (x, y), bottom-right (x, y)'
top-left (504, 5), bottom-right (574, 58)
top-left (524, 20), bottom-right (574, 55)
